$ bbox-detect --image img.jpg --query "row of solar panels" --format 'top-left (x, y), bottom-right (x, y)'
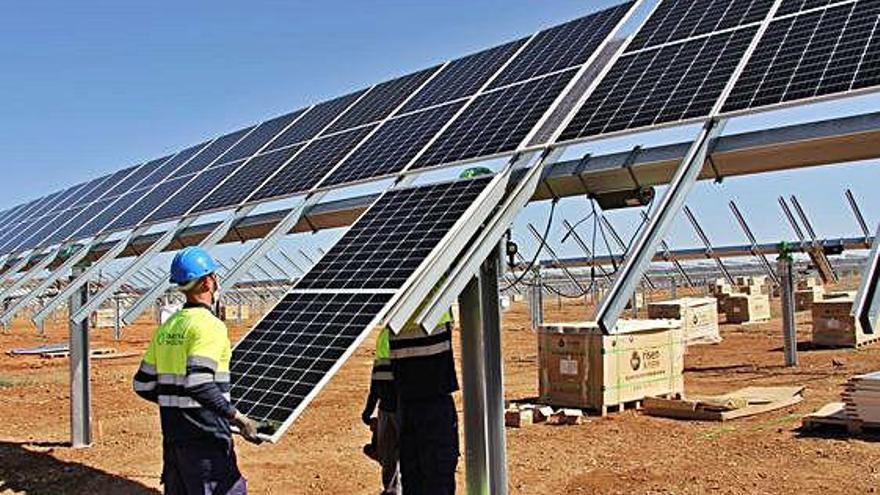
top-left (0, 0), bottom-right (877, 262)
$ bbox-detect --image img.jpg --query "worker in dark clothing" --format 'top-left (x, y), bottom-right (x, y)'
top-left (361, 327), bottom-right (401, 495)
top-left (391, 309), bottom-right (458, 495)
top-left (133, 247), bottom-right (263, 495)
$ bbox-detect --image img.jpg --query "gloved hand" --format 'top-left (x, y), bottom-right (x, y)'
top-left (230, 410), bottom-right (263, 445)
top-left (361, 409), bottom-right (372, 426)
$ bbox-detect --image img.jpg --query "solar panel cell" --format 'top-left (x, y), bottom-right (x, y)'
top-left (400, 39), bottom-right (528, 113)
top-left (249, 126), bottom-right (376, 203)
top-left (321, 101), bottom-right (466, 188)
top-left (628, 0), bottom-right (772, 52)
top-left (777, 0), bottom-right (842, 17)
top-left (560, 27), bottom-right (757, 140)
top-left (490, 2), bottom-right (635, 88)
top-left (723, 0), bottom-right (880, 113)
top-left (325, 67), bottom-right (441, 134)
top-left (101, 178), bottom-right (190, 233)
top-left (414, 70), bottom-right (576, 170)
top-left (192, 145), bottom-right (305, 214)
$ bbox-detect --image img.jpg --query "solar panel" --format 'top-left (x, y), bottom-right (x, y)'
top-left (264, 91), bottom-right (368, 152)
top-left (228, 176), bottom-right (493, 435)
top-left (324, 67), bottom-right (441, 134)
top-left (489, 2), bottom-right (636, 89)
top-left (722, 0), bottom-right (880, 114)
top-left (145, 163), bottom-right (243, 224)
top-left (208, 109), bottom-right (307, 167)
top-left (230, 291), bottom-right (393, 426)
top-left (168, 128), bottom-right (254, 179)
top-left (98, 178), bottom-right (191, 234)
top-left (191, 144), bottom-right (305, 215)
top-left (627, 0), bottom-right (773, 52)
top-left (320, 101), bottom-right (466, 188)
top-left (413, 69), bottom-right (577, 170)
top-left (400, 39), bottom-right (528, 113)
top-left (559, 26), bottom-right (758, 140)
top-left (131, 154), bottom-right (180, 189)
top-left (248, 126), bottom-right (376, 203)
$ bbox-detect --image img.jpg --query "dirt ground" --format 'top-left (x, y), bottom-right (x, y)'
top-left (0, 289), bottom-right (878, 494)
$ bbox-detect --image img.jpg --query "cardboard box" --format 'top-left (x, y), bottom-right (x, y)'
top-left (220, 305), bottom-right (250, 322)
top-left (647, 297), bottom-right (720, 345)
top-left (795, 286), bottom-right (825, 312)
top-left (93, 308), bottom-right (117, 329)
top-left (538, 320), bottom-right (684, 414)
top-left (812, 296), bottom-right (875, 348)
top-left (725, 294), bottom-right (771, 324)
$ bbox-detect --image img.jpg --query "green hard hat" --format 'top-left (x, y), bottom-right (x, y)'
top-left (460, 166), bottom-right (493, 179)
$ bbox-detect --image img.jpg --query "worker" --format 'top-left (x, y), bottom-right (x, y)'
top-left (390, 166), bottom-right (493, 495)
top-left (361, 327), bottom-right (401, 495)
top-left (133, 246), bottom-right (263, 495)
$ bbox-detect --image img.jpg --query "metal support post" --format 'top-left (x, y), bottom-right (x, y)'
top-left (778, 253), bottom-right (798, 366)
top-left (853, 223), bottom-right (880, 334)
top-left (639, 210), bottom-right (693, 287)
top-left (459, 276), bottom-right (489, 495)
top-left (600, 217), bottom-right (656, 289)
top-left (480, 246), bottom-right (508, 495)
top-left (846, 189), bottom-right (871, 244)
top-left (69, 265), bottom-right (92, 448)
top-left (683, 206), bottom-right (734, 285)
top-left (596, 120), bottom-right (725, 334)
top-left (114, 296), bottom-right (122, 341)
top-left (729, 201), bottom-right (780, 285)
top-left (32, 226), bottom-right (150, 327)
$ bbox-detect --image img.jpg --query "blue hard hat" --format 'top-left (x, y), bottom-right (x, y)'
top-left (169, 247), bottom-right (219, 286)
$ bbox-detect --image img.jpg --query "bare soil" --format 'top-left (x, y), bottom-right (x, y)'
top-left (0, 291), bottom-right (878, 494)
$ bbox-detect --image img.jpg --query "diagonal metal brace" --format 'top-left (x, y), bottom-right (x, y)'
top-left (32, 227), bottom-right (151, 326)
top-left (0, 249), bottom-right (60, 304)
top-left (853, 223), bottom-right (880, 334)
top-left (121, 206), bottom-right (256, 326)
top-left (595, 119), bottom-right (726, 334)
top-left (70, 218), bottom-right (197, 323)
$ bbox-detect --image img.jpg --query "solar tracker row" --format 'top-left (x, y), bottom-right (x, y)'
top-left (228, 176), bottom-right (494, 433)
top-left (559, 26), bottom-right (758, 140)
top-left (627, 0), bottom-right (773, 52)
top-left (264, 92), bottom-right (367, 152)
top-left (169, 128), bottom-right (254, 179)
top-left (208, 110), bottom-right (307, 167)
top-left (722, 0), bottom-right (880, 113)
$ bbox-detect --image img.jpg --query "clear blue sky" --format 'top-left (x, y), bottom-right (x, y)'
top-left (1, 0), bottom-right (877, 259)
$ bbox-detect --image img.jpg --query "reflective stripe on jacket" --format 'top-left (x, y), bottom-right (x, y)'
top-left (390, 311), bottom-right (458, 401)
top-left (133, 303), bottom-right (235, 444)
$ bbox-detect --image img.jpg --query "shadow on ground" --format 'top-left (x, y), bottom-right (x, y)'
top-left (0, 440), bottom-right (158, 494)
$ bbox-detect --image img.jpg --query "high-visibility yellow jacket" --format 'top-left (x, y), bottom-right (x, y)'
top-left (133, 303), bottom-right (235, 444)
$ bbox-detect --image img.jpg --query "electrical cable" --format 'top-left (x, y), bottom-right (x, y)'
top-left (501, 199), bottom-right (558, 292)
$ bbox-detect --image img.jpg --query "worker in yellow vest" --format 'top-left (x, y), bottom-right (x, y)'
top-left (361, 327), bottom-right (401, 495)
top-left (133, 247), bottom-right (262, 495)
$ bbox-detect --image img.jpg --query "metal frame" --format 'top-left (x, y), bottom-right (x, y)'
top-left (730, 200), bottom-right (780, 284)
top-left (853, 222), bottom-right (880, 334)
top-left (683, 205), bottom-right (734, 285)
top-left (120, 205), bottom-right (256, 325)
top-left (69, 218), bottom-right (197, 323)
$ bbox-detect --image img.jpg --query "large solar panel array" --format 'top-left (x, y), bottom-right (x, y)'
top-left (722, 0), bottom-right (880, 113)
top-left (229, 176), bottom-right (493, 435)
top-left (0, 1), bottom-right (635, 258)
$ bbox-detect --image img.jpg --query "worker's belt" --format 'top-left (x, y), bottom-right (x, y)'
top-left (372, 359), bottom-right (394, 381)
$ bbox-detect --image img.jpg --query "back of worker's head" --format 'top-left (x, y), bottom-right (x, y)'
top-left (170, 247), bottom-right (220, 299)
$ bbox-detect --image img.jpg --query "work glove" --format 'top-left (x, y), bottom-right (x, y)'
top-left (230, 410), bottom-right (264, 445)
top-left (361, 409), bottom-right (372, 426)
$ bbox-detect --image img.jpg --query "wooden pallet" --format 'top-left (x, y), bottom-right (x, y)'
top-left (811, 335), bottom-right (880, 349)
top-left (802, 402), bottom-right (880, 434)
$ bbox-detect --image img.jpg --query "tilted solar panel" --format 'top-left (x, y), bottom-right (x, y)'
top-left (722, 0), bottom-right (880, 113)
top-left (228, 176), bottom-right (494, 438)
top-left (207, 109), bottom-right (307, 168)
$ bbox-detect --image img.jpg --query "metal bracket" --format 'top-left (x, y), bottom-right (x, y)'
top-left (32, 226), bottom-right (151, 326)
top-left (595, 119), bottom-right (726, 334)
top-left (853, 223), bottom-right (880, 334)
top-left (221, 194), bottom-right (324, 290)
top-left (121, 206), bottom-right (256, 325)
top-left (70, 218), bottom-right (197, 323)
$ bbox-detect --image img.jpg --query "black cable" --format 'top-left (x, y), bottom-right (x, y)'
top-left (501, 200), bottom-right (558, 292)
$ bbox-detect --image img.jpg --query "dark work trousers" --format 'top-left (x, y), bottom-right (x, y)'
top-left (162, 439), bottom-right (247, 495)
top-left (399, 394), bottom-right (459, 495)
top-left (377, 409), bottom-right (402, 495)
